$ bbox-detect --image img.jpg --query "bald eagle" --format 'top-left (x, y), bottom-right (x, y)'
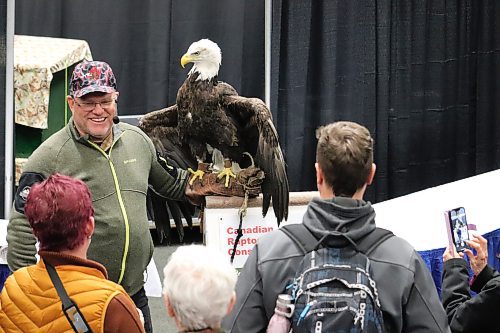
top-left (140, 39), bottom-right (289, 223)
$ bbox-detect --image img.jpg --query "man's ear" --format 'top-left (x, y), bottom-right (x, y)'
top-left (316, 162), bottom-right (334, 198)
top-left (366, 163), bottom-right (376, 185)
top-left (226, 292), bottom-right (236, 315)
top-left (67, 96), bottom-right (75, 114)
top-left (315, 162), bottom-right (323, 187)
top-left (164, 296), bottom-right (175, 318)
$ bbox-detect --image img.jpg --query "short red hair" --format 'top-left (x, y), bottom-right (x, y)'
top-left (24, 173), bottom-right (94, 251)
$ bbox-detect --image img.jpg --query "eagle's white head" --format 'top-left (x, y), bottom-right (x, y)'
top-left (181, 39), bottom-right (222, 81)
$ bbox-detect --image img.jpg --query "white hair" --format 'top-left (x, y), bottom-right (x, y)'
top-left (162, 245), bottom-right (237, 331)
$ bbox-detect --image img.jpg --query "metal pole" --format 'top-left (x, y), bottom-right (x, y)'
top-left (4, 0), bottom-right (15, 218)
top-left (264, 0), bottom-right (271, 109)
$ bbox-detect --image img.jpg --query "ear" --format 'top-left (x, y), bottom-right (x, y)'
top-left (226, 292), bottom-right (236, 315)
top-left (86, 216), bottom-right (95, 238)
top-left (315, 162), bottom-right (324, 188)
top-left (366, 163), bottom-right (376, 185)
top-left (67, 96), bottom-right (75, 114)
top-left (164, 296), bottom-right (175, 318)
top-left (316, 163), bottom-right (334, 198)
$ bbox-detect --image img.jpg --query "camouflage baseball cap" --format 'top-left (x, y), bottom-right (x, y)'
top-left (69, 61), bottom-right (117, 98)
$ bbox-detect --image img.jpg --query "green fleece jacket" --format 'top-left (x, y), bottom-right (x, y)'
top-left (7, 119), bottom-right (189, 295)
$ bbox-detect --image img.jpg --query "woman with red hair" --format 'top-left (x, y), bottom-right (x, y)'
top-left (0, 174), bottom-right (145, 333)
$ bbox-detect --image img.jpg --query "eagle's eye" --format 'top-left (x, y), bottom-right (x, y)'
top-left (193, 51), bottom-right (200, 56)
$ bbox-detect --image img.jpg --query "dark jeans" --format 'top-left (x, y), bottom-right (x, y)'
top-left (131, 287), bottom-right (153, 333)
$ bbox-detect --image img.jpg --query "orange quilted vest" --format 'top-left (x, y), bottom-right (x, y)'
top-left (0, 260), bottom-right (127, 333)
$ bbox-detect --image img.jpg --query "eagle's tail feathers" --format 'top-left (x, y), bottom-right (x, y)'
top-left (166, 200), bottom-right (185, 242)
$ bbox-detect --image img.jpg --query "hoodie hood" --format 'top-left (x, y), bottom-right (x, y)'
top-left (303, 196), bottom-right (376, 247)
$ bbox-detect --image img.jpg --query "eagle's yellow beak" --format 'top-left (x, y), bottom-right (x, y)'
top-left (180, 54), bottom-right (192, 68)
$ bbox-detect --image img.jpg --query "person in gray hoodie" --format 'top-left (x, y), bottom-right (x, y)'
top-left (222, 121), bottom-right (450, 332)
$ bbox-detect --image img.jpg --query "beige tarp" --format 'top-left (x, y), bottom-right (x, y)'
top-left (14, 35), bottom-right (92, 129)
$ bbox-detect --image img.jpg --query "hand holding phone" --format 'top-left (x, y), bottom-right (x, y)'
top-left (445, 207), bottom-right (470, 252)
top-left (463, 234), bottom-right (488, 276)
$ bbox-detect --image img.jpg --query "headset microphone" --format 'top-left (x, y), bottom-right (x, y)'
top-left (112, 116), bottom-right (120, 124)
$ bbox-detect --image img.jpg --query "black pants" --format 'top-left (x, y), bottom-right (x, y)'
top-left (131, 287), bottom-right (153, 333)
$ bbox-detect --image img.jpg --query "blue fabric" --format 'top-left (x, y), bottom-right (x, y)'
top-left (484, 229), bottom-right (500, 271)
top-left (0, 265), bottom-right (11, 292)
top-left (417, 228), bottom-right (500, 297)
top-left (419, 247), bottom-right (446, 296)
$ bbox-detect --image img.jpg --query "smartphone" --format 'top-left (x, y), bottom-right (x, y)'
top-left (445, 207), bottom-right (470, 252)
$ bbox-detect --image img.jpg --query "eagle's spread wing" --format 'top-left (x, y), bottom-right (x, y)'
top-left (138, 105), bottom-right (178, 133)
top-left (223, 93), bottom-right (289, 222)
top-left (139, 105), bottom-right (197, 243)
top-left (139, 104), bottom-right (197, 169)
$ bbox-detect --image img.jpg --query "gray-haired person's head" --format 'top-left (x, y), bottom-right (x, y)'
top-left (162, 245), bottom-right (237, 332)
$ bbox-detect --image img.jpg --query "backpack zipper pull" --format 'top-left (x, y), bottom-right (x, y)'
top-left (286, 280), bottom-right (298, 299)
top-left (297, 300), bottom-right (315, 325)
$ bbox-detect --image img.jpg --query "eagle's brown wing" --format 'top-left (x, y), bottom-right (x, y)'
top-left (138, 105), bottom-right (178, 133)
top-left (139, 104), bottom-right (197, 170)
top-left (139, 105), bottom-right (197, 243)
top-left (222, 92), bottom-right (289, 223)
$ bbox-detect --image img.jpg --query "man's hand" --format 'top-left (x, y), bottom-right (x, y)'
top-left (463, 234), bottom-right (488, 276)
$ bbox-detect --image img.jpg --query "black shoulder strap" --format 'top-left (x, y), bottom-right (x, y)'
top-left (46, 263), bottom-right (93, 333)
top-left (280, 224), bottom-right (318, 254)
top-left (357, 227), bottom-right (394, 254)
top-left (280, 224), bottom-right (394, 255)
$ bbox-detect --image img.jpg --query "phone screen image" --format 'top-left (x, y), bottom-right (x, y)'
top-left (448, 207), bottom-right (470, 252)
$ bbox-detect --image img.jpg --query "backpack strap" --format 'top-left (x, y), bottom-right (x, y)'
top-left (280, 224), bottom-right (318, 254)
top-left (357, 227), bottom-right (394, 255)
top-left (280, 224), bottom-right (394, 255)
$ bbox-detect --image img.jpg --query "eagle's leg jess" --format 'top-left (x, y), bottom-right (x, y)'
top-left (217, 159), bottom-right (237, 187)
top-left (188, 162), bottom-right (210, 185)
top-left (243, 152), bottom-right (255, 167)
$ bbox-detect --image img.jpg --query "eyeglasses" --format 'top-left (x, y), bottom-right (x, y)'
top-left (74, 99), bottom-right (116, 112)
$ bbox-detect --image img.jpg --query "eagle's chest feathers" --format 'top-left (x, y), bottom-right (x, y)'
top-left (177, 77), bottom-right (238, 145)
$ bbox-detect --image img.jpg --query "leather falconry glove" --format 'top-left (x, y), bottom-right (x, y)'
top-left (185, 165), bottom-right (264, 206)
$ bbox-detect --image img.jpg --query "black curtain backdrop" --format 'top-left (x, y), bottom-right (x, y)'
top-left (13, 0), bottom-right (500, 203)
top-left (272, 0), bottom-right (500, 202)
top-left (14, 0), bottom-right (265, 115)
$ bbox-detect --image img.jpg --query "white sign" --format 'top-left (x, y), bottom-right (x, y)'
top-left (219, 212), bottom-right (277, 268)
top-left (205, 205), bottom-right (306, 268)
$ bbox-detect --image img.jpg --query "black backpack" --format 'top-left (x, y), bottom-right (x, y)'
top-left (280, 224), bottom-right (394, 333)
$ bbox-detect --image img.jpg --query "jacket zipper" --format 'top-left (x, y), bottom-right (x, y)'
top-left (88, 133), bottom-right (129, 285)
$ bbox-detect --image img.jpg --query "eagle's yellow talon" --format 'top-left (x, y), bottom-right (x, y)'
top-left (217, 167), bottom-right (236, 187)
top-left (188, 168), bottom-right (205, 186)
